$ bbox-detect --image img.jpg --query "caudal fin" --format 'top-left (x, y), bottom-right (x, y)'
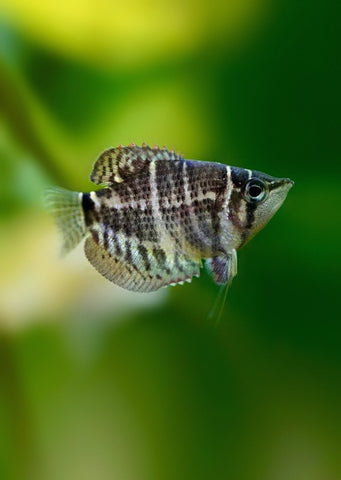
top-left (44, 186), bottom-right (86, 255)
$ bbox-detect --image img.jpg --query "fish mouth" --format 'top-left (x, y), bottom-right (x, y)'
top-left (270, 178), bottom-right (294, 190)
top-left (282, 178), bottom-right (294, 189)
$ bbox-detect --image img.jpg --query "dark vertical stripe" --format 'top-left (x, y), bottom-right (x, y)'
top-left (228, 190), bottom-right (242, 228)
top-left (82, 193), bottom-right (95, 226)
top-left (231, 167), bottom-right (249, 189)
top-left (113, 235), bottom-right (122, 256)
top-left (103, 229), bottom-right (109, 250)
top-left (245, 202), bottom-right (257, 229)
top-left (211, 207), bottom-right (221, 254)
top-left (125, 239), bottom-right (133, 265)
top-left (138, 244), bottom-right (151, 271)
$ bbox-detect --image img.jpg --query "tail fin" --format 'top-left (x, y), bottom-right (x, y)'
top-left (44, 186), bottom-right (87, 256)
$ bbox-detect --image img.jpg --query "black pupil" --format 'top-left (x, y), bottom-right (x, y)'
top-left (249, 184), bottom-right (263, 198)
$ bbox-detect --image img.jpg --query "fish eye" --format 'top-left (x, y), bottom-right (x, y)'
top-left (244, 179), bottom-right (268, 203)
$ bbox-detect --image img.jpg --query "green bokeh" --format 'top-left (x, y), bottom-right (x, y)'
top-left (0, 1), bottom-right (340, 479)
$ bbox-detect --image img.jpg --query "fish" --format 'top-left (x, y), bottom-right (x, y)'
top-left (45, 143), bottom-right (293, 293)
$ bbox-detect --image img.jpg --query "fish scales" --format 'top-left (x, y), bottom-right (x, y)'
top-left (91, 157), bottom-right (227, 266)
top-left (46, 144), bottom-right (293, 292)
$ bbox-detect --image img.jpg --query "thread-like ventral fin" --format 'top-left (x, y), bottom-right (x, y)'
top-left (90, 144), bottom-right (183, 185)
top-left (206, 250), bottom-right (238, 324)
top-left (44, 187), bottom-right (86, 255)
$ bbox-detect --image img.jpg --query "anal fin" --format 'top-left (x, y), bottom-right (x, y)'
top-left (84, 236), bottom-right (200, 292)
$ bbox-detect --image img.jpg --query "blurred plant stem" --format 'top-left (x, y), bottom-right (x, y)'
top-left (0, 59), bottom-right (79, 188)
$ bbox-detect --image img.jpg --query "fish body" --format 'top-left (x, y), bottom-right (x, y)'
top-left (45, 144), bottom-right (293, 292)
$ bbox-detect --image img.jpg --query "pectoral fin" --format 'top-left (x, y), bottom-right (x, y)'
top-left (206, 250), bottom-right (237, 285)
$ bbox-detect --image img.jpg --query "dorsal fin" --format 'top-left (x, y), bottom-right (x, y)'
top-left (90, 144), bottom-right (183, 185)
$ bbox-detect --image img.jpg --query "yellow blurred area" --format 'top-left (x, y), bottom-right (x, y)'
top-left (88, 83), bottom-right (213, 161)
top-left (0, 213), bottom-right (166, 329)
top-left (0, 0), bottom-right (266, 67)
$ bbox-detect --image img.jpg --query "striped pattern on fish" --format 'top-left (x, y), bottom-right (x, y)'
top-left (45, 144), bottom-right (293, 292)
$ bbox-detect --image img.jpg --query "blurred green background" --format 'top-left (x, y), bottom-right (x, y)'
top-left (0, 0), bottom-right (340, 479)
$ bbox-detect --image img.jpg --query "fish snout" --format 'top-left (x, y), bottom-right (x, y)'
top-left (283, 178), bottom-right (294, 188)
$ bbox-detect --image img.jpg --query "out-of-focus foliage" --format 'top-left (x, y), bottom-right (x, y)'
top-left (1, 0), bottom-right (265, 67)
top-left (0, 0), bottom-right (340, 479)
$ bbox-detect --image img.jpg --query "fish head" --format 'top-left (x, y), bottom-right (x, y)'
top-left (229, 167), bottom-right (294, 245)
